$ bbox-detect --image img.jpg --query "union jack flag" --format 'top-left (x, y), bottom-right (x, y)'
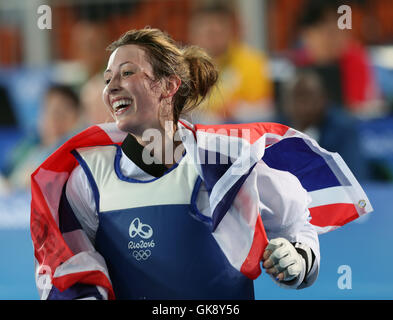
top-left (30, 121), bottom-right (372, 299)
top-left (178, 120), bottom-right (372, 280)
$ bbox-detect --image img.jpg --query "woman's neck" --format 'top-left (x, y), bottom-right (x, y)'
top-left (132, 123), bottom-right (183, 169)
top-left (121, 134), bottom-right (168, 177)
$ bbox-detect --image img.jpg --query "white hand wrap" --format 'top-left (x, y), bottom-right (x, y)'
top-left (266, 237), bottom-right (306, 282)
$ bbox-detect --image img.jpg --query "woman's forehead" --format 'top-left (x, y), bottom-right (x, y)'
top-left (106, 44), bottom-right (152, 71)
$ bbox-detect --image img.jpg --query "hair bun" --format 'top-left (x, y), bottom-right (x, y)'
top-left (182, 45), bottom-right (218, 106)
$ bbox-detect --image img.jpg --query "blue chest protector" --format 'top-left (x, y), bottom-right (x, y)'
top-left (74, 145), bottom-right (254, 299)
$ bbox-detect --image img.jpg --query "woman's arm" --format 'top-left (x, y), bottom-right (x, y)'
top-left (36, 166), bottom-right (111, 300)
top-left (256, 161), bottom-right (320, 289)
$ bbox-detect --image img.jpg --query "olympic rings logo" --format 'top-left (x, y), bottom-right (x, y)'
top-left (128, 218), bottom-right (154, 261)
top-left (129, 218), bottom-right (153, 239)
top-left (132, 249), bottom-right (151, 261)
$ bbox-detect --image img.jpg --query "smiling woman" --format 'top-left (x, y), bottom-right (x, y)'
top-left (30, 27), bottom-right (371, 300)
top-left (102, 28), bottom-right (217, 148)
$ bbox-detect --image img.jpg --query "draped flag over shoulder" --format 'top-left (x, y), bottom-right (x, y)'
top-left (31, 123), bottom-right (126, 299)
top-left (178, 120), bottom-right (373, 279)
top-left (31, 121), bottom-right (373, 298)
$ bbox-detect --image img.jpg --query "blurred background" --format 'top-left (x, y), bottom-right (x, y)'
top-left (0, 0), bottom-right (393, 299)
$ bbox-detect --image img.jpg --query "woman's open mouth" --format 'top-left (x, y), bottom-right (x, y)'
top-left (112, 98), bottom-right (133, 116)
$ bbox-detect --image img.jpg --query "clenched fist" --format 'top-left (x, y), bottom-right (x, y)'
top-left (262, 237), bottom-right (305, 282)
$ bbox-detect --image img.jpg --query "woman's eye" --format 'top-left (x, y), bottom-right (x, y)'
top-left (122, 71), bottom-right (133, 77)
top-left (104, 78), bottom-right (111, 84)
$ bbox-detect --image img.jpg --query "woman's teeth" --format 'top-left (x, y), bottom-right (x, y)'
top-left (112, 99), bottom-right (132, 111)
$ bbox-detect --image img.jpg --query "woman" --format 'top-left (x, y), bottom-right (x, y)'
top-left (31, 28), bottom-right (371, 300)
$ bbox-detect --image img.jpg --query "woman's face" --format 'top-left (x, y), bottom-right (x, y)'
top-left (103, 44), bottom-right (163, 136)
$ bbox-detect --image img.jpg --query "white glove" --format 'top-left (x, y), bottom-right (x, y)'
top-left (262, 237), bottom-right (306, 282)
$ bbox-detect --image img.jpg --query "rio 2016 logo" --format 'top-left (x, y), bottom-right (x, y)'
top-left (128, 218), bottom-right (155, 261)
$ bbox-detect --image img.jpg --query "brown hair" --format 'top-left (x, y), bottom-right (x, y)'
top-left (106, 27), bottom-right (218, 124)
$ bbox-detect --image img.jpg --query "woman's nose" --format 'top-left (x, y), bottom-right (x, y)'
top-left (107, 75), bottom-right (121, 92)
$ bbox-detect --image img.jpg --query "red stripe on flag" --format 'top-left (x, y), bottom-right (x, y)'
top-left (53, 270), bottom-right (115, 300)
top-left (240, 215), bottom-right (269, 280)
top-left (30, 180), bottom-right (74, 275)
top-left (30, 125), bottom-right (120, 297)
top-left (309, 203), bottom-right (359, 227)
top-left (37, 125), bottom-right (114, 173)
top-left (31, 125), bottom-right (114, 275)
top-left (194, 122), bottom-right (289, 144)
top-left (178, 120), bottom-right (194, 132)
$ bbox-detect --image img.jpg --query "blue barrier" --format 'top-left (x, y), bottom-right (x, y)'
top-left (255, 182), bottom-right (393, 299)
top-left (358, 117), bottom-right (393, 162)
top-left (0, 183), bottom-right (392, 299)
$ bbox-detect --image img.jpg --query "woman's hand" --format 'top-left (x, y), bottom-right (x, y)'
top-left (262, 237), bottom-right (305, 282)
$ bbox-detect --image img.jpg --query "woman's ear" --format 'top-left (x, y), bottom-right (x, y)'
top-left (160, 75), bottom-right (181, 100)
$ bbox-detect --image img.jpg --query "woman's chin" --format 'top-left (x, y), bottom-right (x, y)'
top-left (115, 113), bottom-right (163, 136)
top-left (116, 119), bottom-right (143, 136)
top-left (116, 120), bottom-right (132, 133)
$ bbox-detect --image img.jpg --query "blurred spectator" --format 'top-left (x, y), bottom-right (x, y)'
top-left (3, 84), bottom-right (83, 190)
top-left (71, 20), bottom-right (110, 80)
top-left (80, 73), bottom-right (113, 125)
top-left (188, 2), bottom-right (274, 123)
top-left (292, 0), bottom-right (383, 117)
top-left (279, 71), bottom-right (370, 181)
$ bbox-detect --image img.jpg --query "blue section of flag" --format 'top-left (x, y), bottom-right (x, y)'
top-left (58, 184), bottom-right (83, 234)
top-left (210, 165), bottom-right (256, 232)
top-left (199, 149), bottom-right (233, 194)
top-left (262, 137), bottom-right (342, 192)
top-left (48, 283), bottom-right (102, 300)
top-left (198, 147), bottom-right (256, 231)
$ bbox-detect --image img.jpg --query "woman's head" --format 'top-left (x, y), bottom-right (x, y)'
top-left (103, 27), bottom-right (218, 135)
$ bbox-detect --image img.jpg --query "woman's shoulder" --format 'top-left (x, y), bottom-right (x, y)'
top-left (55, 123), bottom-right (126, 161)
top-left (65, 123), bottom-right (126, 148)
top-left (34, 124), bottom-right (126, 178)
